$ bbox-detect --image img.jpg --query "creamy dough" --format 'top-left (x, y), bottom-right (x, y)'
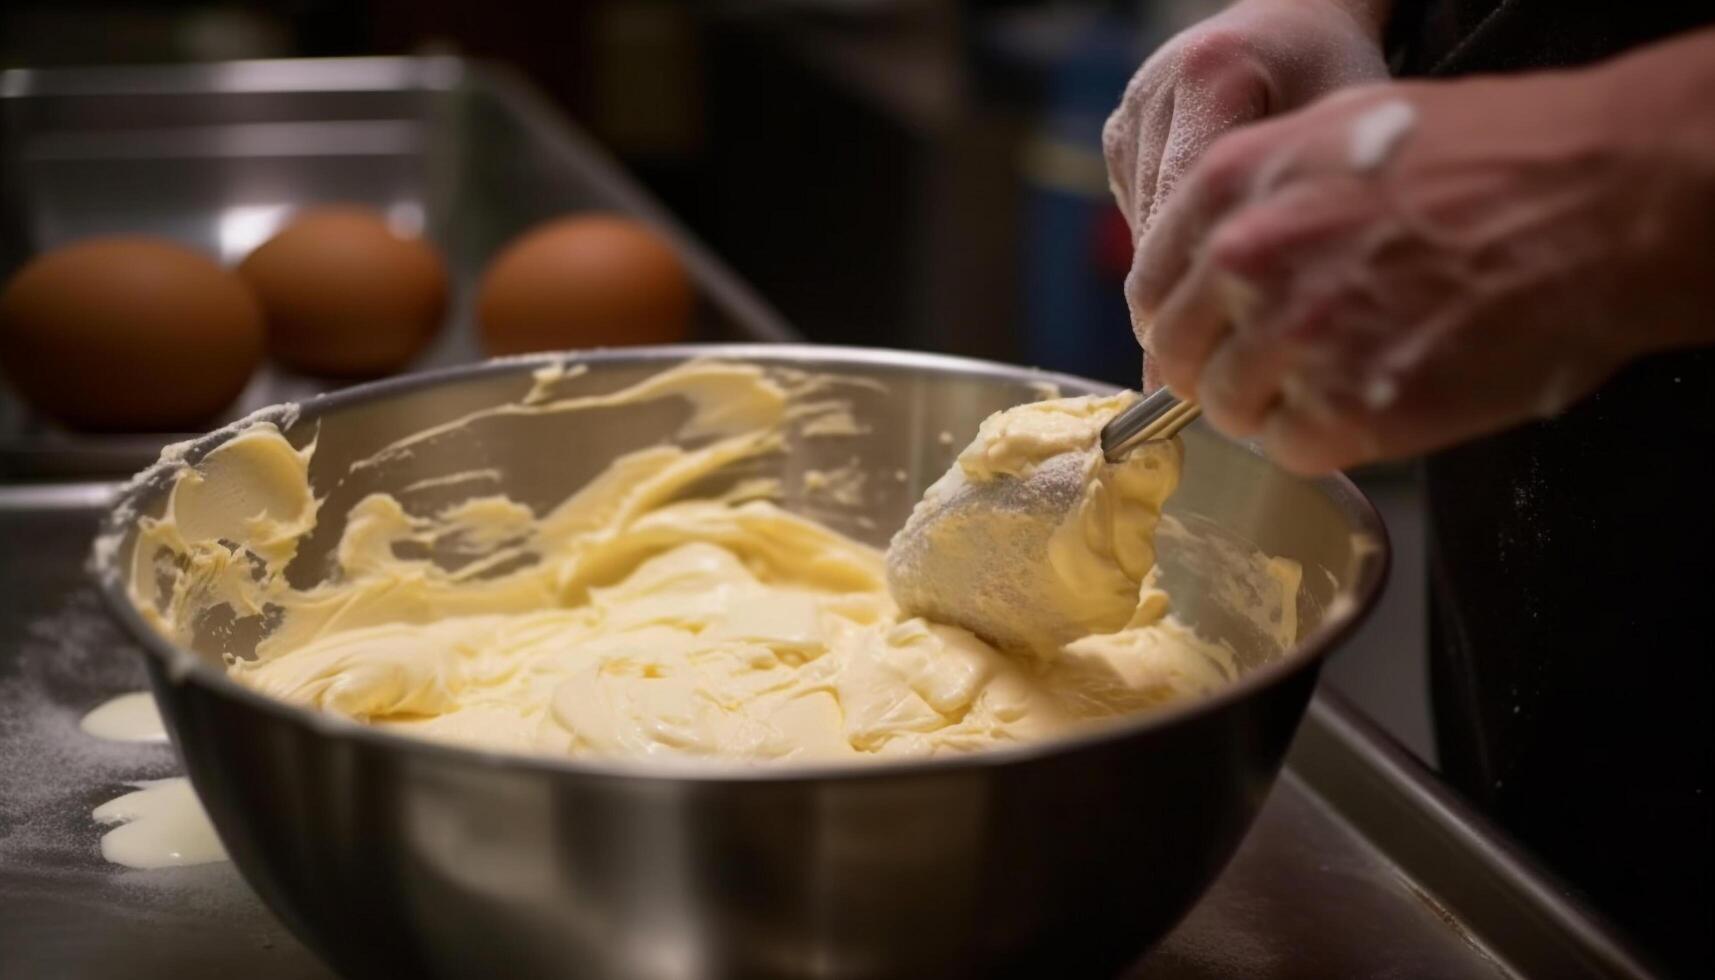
top-left (126, 362), bottom-right (1286, 766)
top-left (888, 394), bottom-right (1187, 657)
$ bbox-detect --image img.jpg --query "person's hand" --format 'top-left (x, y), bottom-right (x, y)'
top-left (1132, 52), bottom-right (1715, 473)
top-left (1102, 0), bottom-right (1389, 369)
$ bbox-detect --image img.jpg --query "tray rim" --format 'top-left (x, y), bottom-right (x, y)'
top-left (0, 55), bottom-right (799, 477)
top-left (1291, 688), bottom-right (1666, 980)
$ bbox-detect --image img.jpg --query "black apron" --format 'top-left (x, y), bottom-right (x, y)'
top-left (1387, 3), bottom-right (1715, 976)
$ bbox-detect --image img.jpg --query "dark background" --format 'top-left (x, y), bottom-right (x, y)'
top-left (1, 0), bottom-right (1224, 386)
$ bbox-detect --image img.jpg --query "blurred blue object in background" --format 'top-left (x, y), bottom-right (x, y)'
top-left (1019, 10), bottom-right (1150, 387)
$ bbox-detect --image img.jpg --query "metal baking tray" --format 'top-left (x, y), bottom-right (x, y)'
top-left (0, 57), bottom-right (795, 479)
top-left (0, 483), bottom-right (1662, 979)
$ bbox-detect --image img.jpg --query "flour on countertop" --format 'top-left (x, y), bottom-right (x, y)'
top-left (0, 590), bottom-right (234, 897)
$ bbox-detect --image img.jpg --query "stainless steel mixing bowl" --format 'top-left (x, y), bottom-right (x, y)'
top-left (93, 345), bottom-right (1388, 979)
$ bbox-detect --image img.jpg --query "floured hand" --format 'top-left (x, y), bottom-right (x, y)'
top-left (1101, 0), bottom-right (1389, 384)
top-left (1131, 34), bottom-right (1715, 473)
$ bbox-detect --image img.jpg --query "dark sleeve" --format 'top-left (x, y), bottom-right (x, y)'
top-left (1383, 0), bottom-right (1436, 74)
top-left (1386, 0), bottom-right (1715, 77)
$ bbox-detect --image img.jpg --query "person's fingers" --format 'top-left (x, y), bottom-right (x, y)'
top-left (1130, 123), bottom-right (1269, 319)
top-left (1145, 249), bottom-right (1229, 397)
top-left (1119, 70), bottom-right (1268, 342)
top-left (1205, 177), bottom-right (1375, 282)
top-left (1101, 79), bottom-right (1143, 222)
top-left (1257, 398), bottom-right (1378, 475)
top-left (1128, 92), bottom-right (1171, 234)
top-left (1103, 77), bottom-right (1171, 234)
top-left (1129, 64), bottom-right (1408, 321)
top-left (1257, 344), bottom-right (1595, 475)
top-left (1178, 180), bottom-right (1372, 438)
top-left (1197, 329), bottom-right (1292, 439)
top-left (1263, 379), bottom-right (1491, 475)
top-left (1152, 69), bottom-right (1270, 222)
top-left (1141, 350), bottom-right (1167, 394)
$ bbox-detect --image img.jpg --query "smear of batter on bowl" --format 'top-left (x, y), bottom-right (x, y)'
top-left (119, 360), bottom-right (1299, 766)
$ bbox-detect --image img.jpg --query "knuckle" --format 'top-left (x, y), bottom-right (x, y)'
top-left (1100, 110), bottom-right (1136, 181)
top-left (1176, 29), bottom-right (1251, 83)
top-left (1204, 65), bottom-right (1270, 121)
top-left (1105, 65), bottom-right (1161, 148)
top-left (1100, 110), bottom-right (1125, 161)
top-left (1124, 256), bottom-right (1162, 314)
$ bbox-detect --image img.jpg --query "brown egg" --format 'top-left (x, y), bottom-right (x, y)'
top-left (477, 214), bottom-right (694, 356)
top-left (238, 207), bottom-right (448, 377)
top-left (0, 237), bottom-right (263, 432)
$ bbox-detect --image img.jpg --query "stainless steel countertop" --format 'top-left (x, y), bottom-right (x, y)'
top-left (0, 483), bottom-right (1658, 979)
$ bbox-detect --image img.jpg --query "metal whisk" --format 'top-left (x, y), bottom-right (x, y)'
top-left (1099, 388), bottom-right (1201, 462)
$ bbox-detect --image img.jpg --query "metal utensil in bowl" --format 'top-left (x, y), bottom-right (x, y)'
top-left (1101, 387), bottom-right (1202, 460)
top-left (92, 345), bottom-right (1388, 980)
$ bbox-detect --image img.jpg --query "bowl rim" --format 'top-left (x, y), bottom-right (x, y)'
top-left (91, 343), bottom-right (1391, 784)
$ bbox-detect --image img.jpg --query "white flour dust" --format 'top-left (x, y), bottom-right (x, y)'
top-left (0, 589), bottom-right (233, 900)
top-left (0, 593), bottom-right (175, 873)
top-left (0, 594), bottom-right (300, 965)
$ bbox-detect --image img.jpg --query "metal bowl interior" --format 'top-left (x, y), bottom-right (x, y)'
top-left (93, 344), bottom-right (1389, 977)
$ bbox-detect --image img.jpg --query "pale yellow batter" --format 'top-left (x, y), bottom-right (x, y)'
top-left (887, 394), bottom-right (1187, 658)
top-left (125, 362), bottom-right (1285, 766)
top-left (80, 692), bottom-right (225, 869)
